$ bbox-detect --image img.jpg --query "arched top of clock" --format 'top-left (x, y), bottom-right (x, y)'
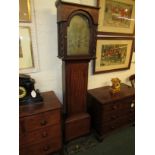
top-left (66, 10), bottom-right (94, 27)
top-left (56, 0), bottom-right (99, 60)
top-left (55, 0), bottom-right (99, 25)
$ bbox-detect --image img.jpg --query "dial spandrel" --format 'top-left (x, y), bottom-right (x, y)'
top-left (67, 15), bottom-right (90, 55)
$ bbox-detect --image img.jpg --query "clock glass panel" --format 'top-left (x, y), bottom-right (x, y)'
top-left (67, 15), bottom-right (90, 55)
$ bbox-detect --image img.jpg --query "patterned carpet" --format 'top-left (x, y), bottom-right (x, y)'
top-left (62, 126), bottom-right (135, 155)
top-left (64, 133), bottom-right (98, 155)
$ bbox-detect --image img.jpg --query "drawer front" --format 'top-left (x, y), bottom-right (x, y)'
top-left (101, 114), bottom-right (135, 134)
top-left (20, 110), bottom-right (60, 133)
top-left (102, 108), bottom-right (135, 123)
top-left (65, 116), bottom-right (90, 141)
top-left (102, 97), bottom-right (135, 114)
top-left (20, 124), bottom-right (61, 146)
top-left (20, 138), bottom-right (61, 155)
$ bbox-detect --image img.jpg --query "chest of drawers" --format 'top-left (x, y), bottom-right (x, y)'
top-left (87, 84), bottom-right (135, 140)
top-left (19, 91), bottom-right (62, 155)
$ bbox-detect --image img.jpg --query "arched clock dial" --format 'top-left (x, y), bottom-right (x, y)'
top-left (67, 15), bottom-right (90, 56)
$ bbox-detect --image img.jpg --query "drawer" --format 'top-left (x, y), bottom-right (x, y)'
top-left (20, 109), bottom-right (60, 133)
top-left (102, 98), bottom-right (135, 113)
top-left (101, 114), bottom-right (135, 134)
top-left (102, 108), bottom-right (135, 123)
top-left (65, 114), bottom-right (90, 141)
top-left (20, 124), bottom-right (61, 146)
top-left (20, 138), bottom-right (61, 155)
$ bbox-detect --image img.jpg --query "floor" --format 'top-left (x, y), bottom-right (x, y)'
top-left (62, 126), bottom-right (135, 155)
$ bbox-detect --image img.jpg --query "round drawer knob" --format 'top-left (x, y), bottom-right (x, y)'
top-left (112, 105), bottom-right (117, 110)
top-left (40, 120), bottom-right (47, 126)
top-left (42, 131), bottom-right (48, 137)
top-left (111, 115), bottom-right (117, 120)
top-left (111, 126), bottom-right (115, 129)
top-left (43, 145), bottom-right (50, 151)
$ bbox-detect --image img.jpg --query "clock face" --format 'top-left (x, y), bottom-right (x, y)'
top-left (67, 15), bottom-right (90, 56)
top-left (19, 86), bottom-right (27, 99)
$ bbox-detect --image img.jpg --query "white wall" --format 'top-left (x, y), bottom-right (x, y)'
top-left (29, 0), bottom-right (135, 102)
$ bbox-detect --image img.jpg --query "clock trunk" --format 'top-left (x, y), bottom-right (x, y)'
top-left (62, 60), bottom-right (90, 141)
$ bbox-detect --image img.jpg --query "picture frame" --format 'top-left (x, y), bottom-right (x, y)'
top-left (19, 26), bottom-right (34, 70)
top-left (97, 0), bottom-right (135, 35)
top-left (93, 37), bottom-right (134, 74)
top-left (19, 0), bottom-right (31, 22)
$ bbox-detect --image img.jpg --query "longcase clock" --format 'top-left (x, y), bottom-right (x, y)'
top-left (55, 0), bottom-right (99, 141)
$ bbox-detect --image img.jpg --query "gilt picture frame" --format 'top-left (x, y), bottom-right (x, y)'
top-left (19, 26), bottom-right (34, 70)
top-left (97, 0), bottom-right (135, 35)
top-left (19, 0), bottom-right (31, 22)
top-left (93, 37), bottom-right (134, 74)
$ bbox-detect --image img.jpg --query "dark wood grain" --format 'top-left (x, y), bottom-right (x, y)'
top-left (63, 61), bottom-right (89, 115)
top-left (65, 113), bottom-right (90, 141)
top-left (56, 0), bottom-right (99, 141)
top-left (20, 109), bottom-right (61, 132)
top-left (20, 124), bottom-right (61, 146)
top-left (20, 138), bottom-right (61, 155)
top-left (87, 84), bottom-right (135, 140)
top-left (19, 91), bottom-right (62, 155)
top-left (62, 60), bottom-right (91, 141)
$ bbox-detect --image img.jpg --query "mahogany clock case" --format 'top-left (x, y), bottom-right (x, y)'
top-left (56, 0), bottom-right (99, 141)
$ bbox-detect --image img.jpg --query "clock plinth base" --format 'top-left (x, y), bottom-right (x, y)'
top-left (65, 113), bottom-right (90, 142)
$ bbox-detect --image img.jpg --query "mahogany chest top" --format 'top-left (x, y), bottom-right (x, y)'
top-left (20, 91), bottom-right (62, 117)
top-left (88, 83), bottom-right (135, 104)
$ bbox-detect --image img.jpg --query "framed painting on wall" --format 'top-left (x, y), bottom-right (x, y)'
top-left (97, 0), bottom-right (135, 35)
top-left (19, 26), bottom-right (34, 70)
top-left (94, 37), bottom-right (134, 74)
top-left (19, 0), bottom-right (31, 22)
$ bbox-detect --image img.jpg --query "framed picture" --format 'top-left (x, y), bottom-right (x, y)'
top-left (97, 0), bottom-right (135, 35)
top-left (133, 37), bottom-right (135, 52)
top-left (94, 37), bottom-right (134, 74)
top-left (19, 0), bottom-right (31, 22)
top-left (19, 26), bottom-right (34, 70)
